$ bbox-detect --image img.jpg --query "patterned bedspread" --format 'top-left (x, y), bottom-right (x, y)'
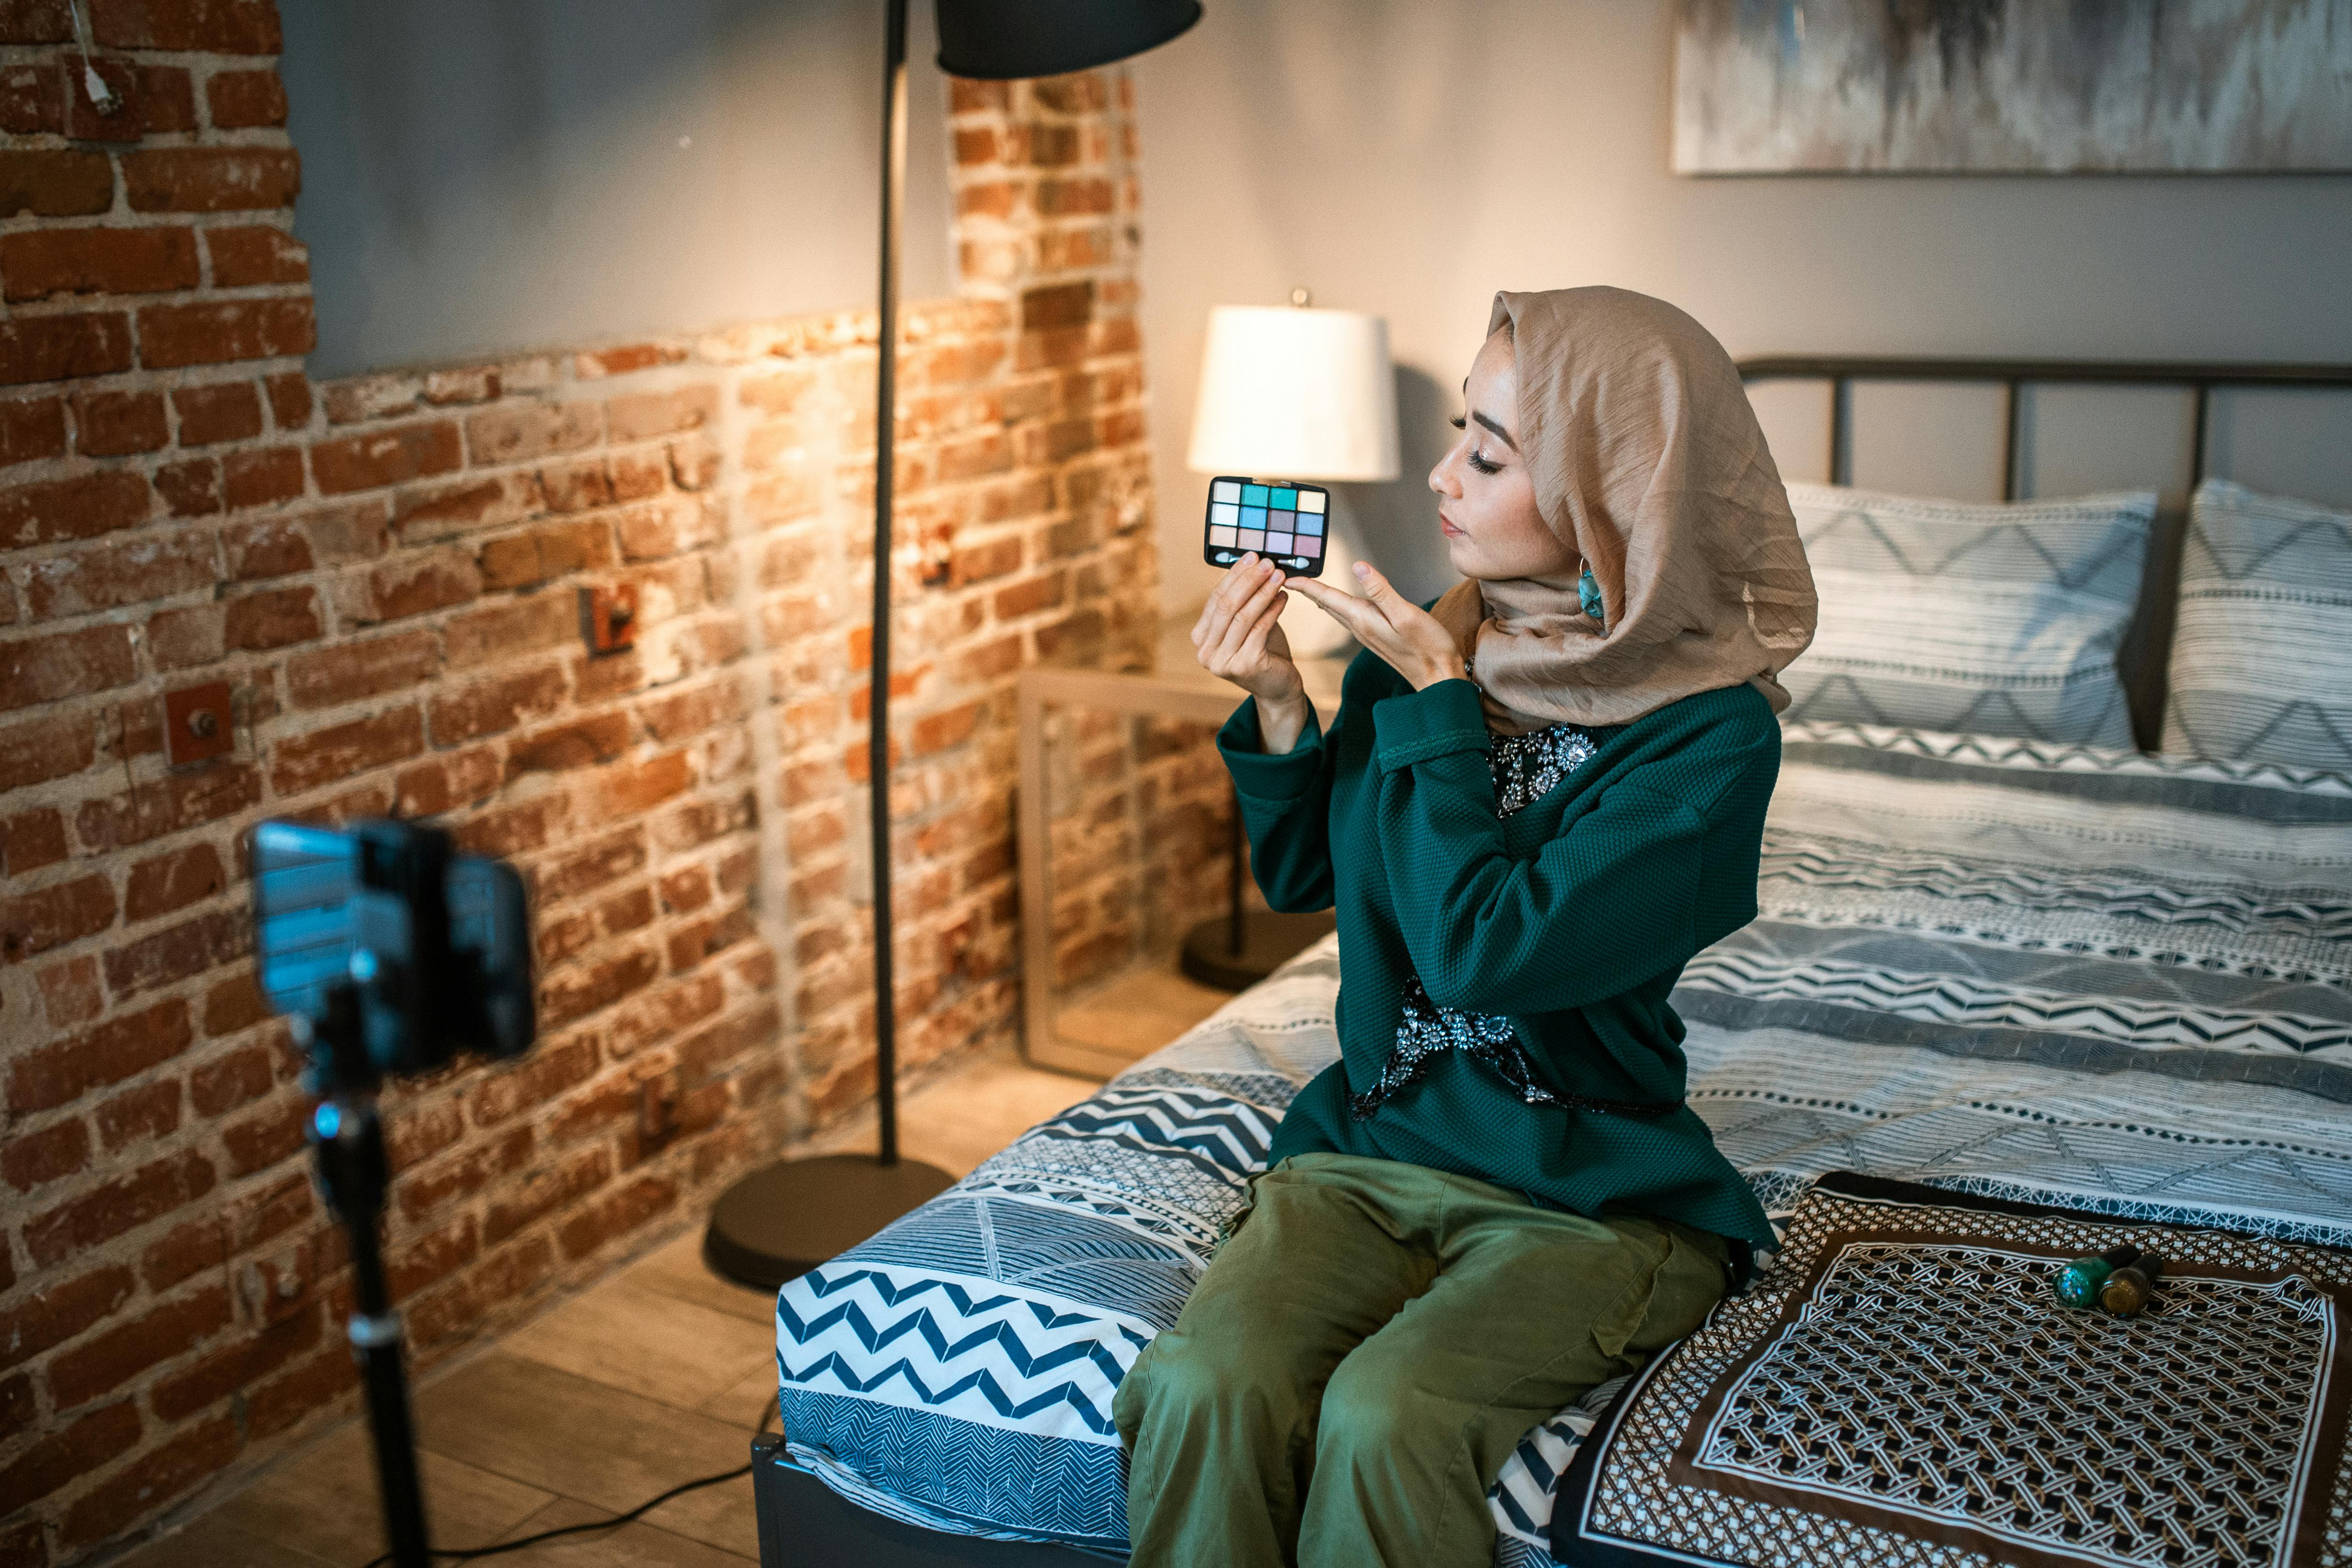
top-left (774, 723), bottom-right (2352, 1564)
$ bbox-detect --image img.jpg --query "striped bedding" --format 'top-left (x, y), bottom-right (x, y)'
top-left (773, 721), bottom-right (2352, 1564)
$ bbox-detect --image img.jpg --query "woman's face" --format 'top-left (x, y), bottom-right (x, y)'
top-left (1427, 331), bottom-right (1579, 582)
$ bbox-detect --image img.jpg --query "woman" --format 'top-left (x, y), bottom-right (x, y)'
top-left (1111, 287), bottom-right (1817, 1568)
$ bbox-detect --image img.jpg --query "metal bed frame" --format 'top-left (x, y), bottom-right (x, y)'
top-left (749, 354), bottom-right (2352, 1568)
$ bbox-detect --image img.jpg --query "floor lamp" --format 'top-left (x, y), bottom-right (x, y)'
top-left (705, 0), bottom-right (1203, 1291)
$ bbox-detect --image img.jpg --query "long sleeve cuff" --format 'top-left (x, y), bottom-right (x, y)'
top-left (1372, 678), bottom-right (1487, 771)
top-left (1217, 696), bottom-right (1325, 804)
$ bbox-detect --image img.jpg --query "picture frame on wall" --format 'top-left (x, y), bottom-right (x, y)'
top-left (1673, 0), bottom-right (2352, 175)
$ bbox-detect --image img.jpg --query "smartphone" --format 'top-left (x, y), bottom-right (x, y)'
top-left (1202, 476), bottom-right (1331, 577)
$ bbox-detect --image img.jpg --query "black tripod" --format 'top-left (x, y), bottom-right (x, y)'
top-left (304, 981), bottom-right (432, 1568)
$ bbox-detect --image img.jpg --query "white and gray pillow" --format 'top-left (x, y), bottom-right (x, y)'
top-left (1779, 482), bottom-right (2152, 748)
top-left (2162, 479), bottom-right (2352, 773)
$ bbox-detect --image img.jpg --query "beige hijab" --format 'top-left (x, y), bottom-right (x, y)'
top-left (1431, 287), bottom-right (1816, 735)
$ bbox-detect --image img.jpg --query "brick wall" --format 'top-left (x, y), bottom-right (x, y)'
top-left (0, 8), bottom-right (1158, 1561)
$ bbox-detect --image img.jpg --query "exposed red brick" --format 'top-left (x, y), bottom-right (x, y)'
top-left (464, 400), bottom-right (602, 464)
top-left (428, 664), bottom-right (569, 747)
top-left (75, 761), bottom-right (260, 854)
top-left (197, 971), bottom-right (265, 1041)
top-left (507, 712), bottom-right (631, 776)
top-left (476, 519), bottom-right (614, 590)
top-left (152, 456), bottom-right (221, 518)
top-left (59, 1413), bottom-right (236, 1548)
top-left (137, 295), bottom-right (316, 368)
top-left (0, 710), bottom-right (95, 790)
top-left (310, 420), bottom-right (461, 495)
top-left (269, 706), bottom-right (425, 796)
top-left (0, 807), bottom-right (67, 876)
top-left (0, 149), bottom-right (112, 218)
top-left (573, 342), bottom-right (685, 378)
top-left (224, 584), bottom-right (320, 650)
top-left (123, 841), bottom-right (225, 924)
top-left (264, 368), bottom-right (311, 429)
top-left (204, 66), bottom-right (283, 126)
top-left (1, 1119), bottom-right (89, 1193)
top-left (23, 528), bottom-right (212, 618)
top-left (149, 1300), bottom-right (319, 1422)
top-left (365, 548), bottom-right (479, 621)
top-left (35, 954), bottom-right (102, 1027)
top-left (221, 445), bottom-right (305, 509)
top-left (144, 601), bottom-right (221, 670)
top-left (554, 1172), bottom-right (676, 1261)
top-left (1021, 280), bottom-right (1094, 331)
top-left (0, 1265), bottom-right (133, 1373)
top-left (0, 61), bottom-right (62, 134)
top-left (285, 628), bottom-right (438, 710)
top-left (6, 225), bottom-right (197, 308)
top-left (220, 1096), bottom-right (303, 1176)
top-left (0, 470), bottom-right (149, 549)
top-left (605, 385), bottom-right (717, 443)
top-left (0, 1399), bottom-right (139, 1515)
top-left (90, 0), bottom-right (282, 52)
top-left (58, 52), bottom-right (146, 143)
top-left (23, 1147), bottom-right (215, 1269)
top-left (69, 388), bottom-right (167, 455)
top-left (0, 870), bottom-right (115, 966)
top-left (121, 146), bottom-right (299, 213)
top-left (0, 394), bottom-right (65, 466)
top-left (133, 61), bottom-right (195, 133)
top-left (538, 946), bottom-right (661, 1031)
top-left (171, 380), bottom-right (262, 445)
top-left (101, 905), bottom-right (243, 997)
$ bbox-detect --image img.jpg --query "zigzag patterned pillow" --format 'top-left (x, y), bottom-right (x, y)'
top-left (2162, 480), bottom-right (2352, 774)
top-left (1779, 482), bottom-right (2152, 748)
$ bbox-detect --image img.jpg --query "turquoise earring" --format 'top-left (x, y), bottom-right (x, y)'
top-left (1579, 565), bottom-right (1605, 628)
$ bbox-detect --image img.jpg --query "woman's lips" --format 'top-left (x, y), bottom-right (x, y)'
top-left (1439, 511), bottom-right (1465, 538)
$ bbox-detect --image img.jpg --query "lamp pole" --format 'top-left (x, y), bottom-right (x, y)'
top-left (871, 0), bottom-right (907, 1166)
top-left (703, 0), bottom-right (1203, 1294)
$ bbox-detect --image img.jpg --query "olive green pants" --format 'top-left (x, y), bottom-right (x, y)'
top-left (1112, 1152), bottom-right (1729, 1568)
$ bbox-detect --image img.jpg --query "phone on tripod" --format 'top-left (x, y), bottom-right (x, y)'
top-left (251, 818), bottom-right (535, 1568)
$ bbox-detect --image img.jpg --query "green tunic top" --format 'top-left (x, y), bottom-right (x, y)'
top-left (1218, 657), bottom-right (1780, 1251)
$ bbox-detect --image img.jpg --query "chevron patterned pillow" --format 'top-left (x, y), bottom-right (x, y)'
top-left (2163, 480), bottom-right (2352, 774)
top-left (1778, 482), bottom-right (2153, 748)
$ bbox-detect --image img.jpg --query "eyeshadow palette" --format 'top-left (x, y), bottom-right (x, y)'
top-left (1202, 475), bottom-right (1331, 577)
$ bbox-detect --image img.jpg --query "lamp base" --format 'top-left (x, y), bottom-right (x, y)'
top-left (1178, 910), bottom-right (1336, 992)
top-left (704, 1153), bottom-right (956, 1291)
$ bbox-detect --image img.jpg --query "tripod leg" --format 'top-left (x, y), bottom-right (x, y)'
top-left (351, 1312), bottom-right (431, 1568)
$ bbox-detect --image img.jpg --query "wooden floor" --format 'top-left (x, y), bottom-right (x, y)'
top-left (116, 961), bottom-right (1227, 1568)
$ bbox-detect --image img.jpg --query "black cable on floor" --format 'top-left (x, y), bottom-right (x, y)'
top-left (361, 1402), bottom-right (777, 1567)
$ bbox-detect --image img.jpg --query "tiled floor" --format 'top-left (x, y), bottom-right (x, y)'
top-left (117, 961), bottom-right (1227, 1568)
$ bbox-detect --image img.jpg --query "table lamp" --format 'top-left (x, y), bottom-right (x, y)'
top-left (1179, 296), bottom-right (1398, 988)
top-left (703, 0), bottom-right (1201, 1292)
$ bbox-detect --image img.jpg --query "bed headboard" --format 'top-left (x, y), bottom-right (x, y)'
top-left (1736, 356), bottom-right (2352, 751)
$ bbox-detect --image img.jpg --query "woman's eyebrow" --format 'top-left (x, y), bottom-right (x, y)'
top-left (1471, 410), bottom-right (1518, 451)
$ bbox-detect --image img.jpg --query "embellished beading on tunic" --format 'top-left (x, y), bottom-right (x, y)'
top-left (1348, 723), bottom-right (1598, 1121)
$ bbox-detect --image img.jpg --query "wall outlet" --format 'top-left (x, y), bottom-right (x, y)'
top-left (163, 682), bottom-right (234, 766)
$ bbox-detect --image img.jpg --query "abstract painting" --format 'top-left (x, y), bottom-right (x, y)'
top-left (1674, 0), bottom-right (2352, 173)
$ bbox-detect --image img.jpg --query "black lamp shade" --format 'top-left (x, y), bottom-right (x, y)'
top-left (936, 0), bottom-right (1201, 79)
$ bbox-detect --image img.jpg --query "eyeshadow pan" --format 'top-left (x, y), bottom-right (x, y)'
top-left (1267, 532), bottom-right (1293, 553)
top-left (1240, 505), bottom-right (1268, 530)
top-left (1237, 529), bottom-right (1265, 551)
top-left (1270, 489), bottom-right (1297, 511)
top-left (1297, 491), bottom-right (1327, 514)
top-left (1210, 502), bottom-right (1239, 529)
top-left (1241, 484), bottom-right (1270, 507)
top-left (1297, 535), bottom-right (1322, 558)
top-left (1295, 514), bottom-right (1322, 536)
top-left (1212, 480), bottom-right (1241, 504)
top-left (1208, 525), bottom-right (1238, 547)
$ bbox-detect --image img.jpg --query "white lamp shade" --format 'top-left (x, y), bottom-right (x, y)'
top-left (1186, 306), bottom-right (1400, 482)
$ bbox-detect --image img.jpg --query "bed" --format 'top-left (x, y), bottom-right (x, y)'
top-left (749, 357), bottom-right (2352, 1568)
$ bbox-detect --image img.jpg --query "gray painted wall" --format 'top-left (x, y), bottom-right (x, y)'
top-left (1132, 1), bottom-right (2352, 612)
top-left (280, 0), bottom-right (953, 378)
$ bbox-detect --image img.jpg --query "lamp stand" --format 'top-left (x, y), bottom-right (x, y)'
top-left (704, 0), bottom-right (952, 1292)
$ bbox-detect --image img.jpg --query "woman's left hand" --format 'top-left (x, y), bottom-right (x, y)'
top-left (1289, 562), bottom-right (1466, 691)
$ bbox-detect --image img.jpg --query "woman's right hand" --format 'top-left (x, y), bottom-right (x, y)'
top-left (1193, 555), bottom-right (1310, 750)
